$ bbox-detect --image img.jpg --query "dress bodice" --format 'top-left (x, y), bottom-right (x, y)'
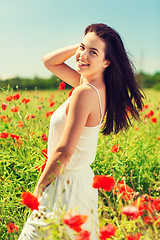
top-left (47, 84), bottom-right (103, 171)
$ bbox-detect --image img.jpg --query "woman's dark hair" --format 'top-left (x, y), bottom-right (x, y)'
top-left (85, 23), bottom-right (145, 135)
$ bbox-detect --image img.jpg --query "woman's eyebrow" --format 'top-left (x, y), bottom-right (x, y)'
top-left (81, 42), bottom-right (99, 53)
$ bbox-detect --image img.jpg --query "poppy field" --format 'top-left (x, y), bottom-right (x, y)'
top-left (0, 84), bottom-right (160, 239)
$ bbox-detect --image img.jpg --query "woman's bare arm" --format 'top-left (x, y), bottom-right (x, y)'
top-left (42, 44), bottom-right (80, 87)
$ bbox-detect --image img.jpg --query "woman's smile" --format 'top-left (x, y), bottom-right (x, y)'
top-left (77, 59), bottom-right (90, 67)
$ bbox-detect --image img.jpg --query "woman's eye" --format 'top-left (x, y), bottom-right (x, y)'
top-left (80, 45), bottom-right (85, 50)
top-left (90, 51), bottom-right (96, 55)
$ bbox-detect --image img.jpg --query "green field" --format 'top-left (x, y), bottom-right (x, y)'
top-left (0, 87), bottom-right (160, 239)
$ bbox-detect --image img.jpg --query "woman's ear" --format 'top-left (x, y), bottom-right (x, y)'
top-left (104, 60), bottom-right (110, 68)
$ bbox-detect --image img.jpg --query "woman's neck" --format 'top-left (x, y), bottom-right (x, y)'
top-left (80, 75), bottom-right (104, 87)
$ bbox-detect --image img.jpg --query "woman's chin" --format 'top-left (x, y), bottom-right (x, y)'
top-left (76, 67), bottom-right (83, 73)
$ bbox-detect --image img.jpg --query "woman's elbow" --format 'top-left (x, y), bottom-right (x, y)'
top-left (62, 149), bottom-right (73, 160)
top-left (42, 56), bottom-right (49, 66)
top-left (42, 56), bottom-right (45, 62)
top-left (56, 146), bottom-right (73, 160)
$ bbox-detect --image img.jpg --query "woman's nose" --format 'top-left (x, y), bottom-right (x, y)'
top-left (80, 50), bottom-right (87, 59)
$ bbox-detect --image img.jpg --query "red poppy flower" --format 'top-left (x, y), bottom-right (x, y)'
top-left (26, 114), bottom-right (36, 120)
top-left (49, 101), bottom-right (55, 107)
top-left (0, 115), bottom-right (7, 123)
top-left (41, 149), bottom-right (48, 159)
top-left (145, 110), bottom-right (154, 118)
top-left (133, 195), bottom-right (160, 216)
top-left (151, 197), bottom-right (160, 211)
top-left (125, 106), bottom-right (133, 118)
top-left (144, 216), bottom-right (158, 225)
top-left (126, 106), bottom-right (131, 112)
top-left (6, 222), bottom-right (19, 233)
top-left (99, 224), bottom-right (117, 239)
top-left (157, 136), bottom-right (160, 140)
top-left (41, 133), bottom-right (48, 141)
top-left (59, 81), bottom-right (66, 90)
top-left (75, 230), bottom-right (90, 240)
top-left (45, 112), bottom-right (50, 118)
top-left (15, 138), bottom-right (24, 147)
top-left (0, 132), bottom-right (9, 139)
top-left (10, 134), bottom-right (20, 140)
top-left (37, 105), bottom-right (42, 110)
top-left (68, 87), bottom-right (75, 97)
top-left (45, 111), bottom-right (54, 118)
top-left (144, 104), bottom-right (149, 109)
top-left (0, 115), bottom-right (11, 123)
top-left (121, 205), bottom-right (139, 219)
top-left (48, 97), bottom-right (53, 103)
top-left (2, 103), bottom-right (8, 110)
top-left (21, 192), bottom-right (39, 210)
top-left (151, 117), bottom-right (157, 123)
top-left (127, 233), bottom-right (142, 240)
top-left (35, 159), bottom-right (47, 172)
top-left (63, 212), bottom-right (88, 232)
top-left (113, 180), bottom-right (134, 200)
top-left (133, 195), bottom-right (147, 216)
top-left (5, 95), bottom-right (13, 101)
top-left (92, 175), bottom-right (115, 192)
top-left (149, 110), bottom-right (154, 115)
top-left (12, 94), bottom-right (20, 100)
top-left (21, 98), bottom-right (30, 104)
top-left (11, 106), bottom-right (19, 112)
top-left (17, 120), bottom-right (24, 128)
top-left (111, 144), bottom-right (121, 153)
top-left (144, 216), bottom-right (153, 225)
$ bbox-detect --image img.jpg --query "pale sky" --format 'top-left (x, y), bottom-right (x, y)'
top-left (0, 0), bottom-right (159, 80)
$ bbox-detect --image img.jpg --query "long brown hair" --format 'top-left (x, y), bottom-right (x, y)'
top-left (85, 23), bottom-right (145, 135)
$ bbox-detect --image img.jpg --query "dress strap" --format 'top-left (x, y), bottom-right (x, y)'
top-left (87, 83), bottom-right (103, 124)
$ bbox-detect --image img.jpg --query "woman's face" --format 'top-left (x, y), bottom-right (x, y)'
top-left (76, 32), bottom-right (109, 79)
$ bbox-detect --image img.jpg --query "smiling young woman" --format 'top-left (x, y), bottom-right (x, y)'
top-left (18, 23), bottom-right (144, 240)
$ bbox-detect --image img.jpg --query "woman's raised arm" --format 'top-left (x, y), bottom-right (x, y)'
top-left (42, 44), bottom-right (80, 87)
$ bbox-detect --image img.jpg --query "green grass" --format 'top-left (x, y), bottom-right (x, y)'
top-left (0, 87), bottom-right (160, 239)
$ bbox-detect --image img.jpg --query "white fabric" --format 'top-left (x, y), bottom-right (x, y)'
top-left (87, 83), bottom-right (103, 124)
top-left (18, 84), bottom-right (103, 240)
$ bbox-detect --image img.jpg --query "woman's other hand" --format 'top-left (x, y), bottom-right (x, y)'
top-left (33, 184), bottom-right (44, 199)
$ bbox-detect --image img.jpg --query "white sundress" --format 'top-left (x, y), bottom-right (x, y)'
top-left (18, 83), bottom-right (103, 240)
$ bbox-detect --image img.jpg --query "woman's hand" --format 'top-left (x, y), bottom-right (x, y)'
top-left (33, 184), bottom-right (45, 199)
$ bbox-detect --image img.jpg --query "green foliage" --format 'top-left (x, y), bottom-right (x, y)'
top-left (0, 75), bottom-right (71, 90)
top-left (138, 71), bottom-right (160, 89)
top-left (0, 71), bottom-right (160, 90)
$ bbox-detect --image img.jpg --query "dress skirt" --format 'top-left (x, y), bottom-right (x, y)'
top-left (18, 167), bottom-right (99, 240)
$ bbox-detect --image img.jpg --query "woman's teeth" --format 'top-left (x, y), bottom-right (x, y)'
top-left (78, 60), bottom-right (89, 66)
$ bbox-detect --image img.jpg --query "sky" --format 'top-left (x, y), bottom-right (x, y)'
top-left (0, 0), bottom-right (160, 80)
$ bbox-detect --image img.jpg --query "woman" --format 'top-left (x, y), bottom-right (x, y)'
top-left (18, 23), bottom-right (144, 239)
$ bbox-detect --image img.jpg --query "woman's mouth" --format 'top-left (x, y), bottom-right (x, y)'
top-left (78, 59), bottom-right (89, 67)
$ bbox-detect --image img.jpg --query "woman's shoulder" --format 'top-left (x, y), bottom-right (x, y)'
top-left (71, 83), bottom-right (95, 98)
top-left (69, 84), bottom-right (95, 110)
